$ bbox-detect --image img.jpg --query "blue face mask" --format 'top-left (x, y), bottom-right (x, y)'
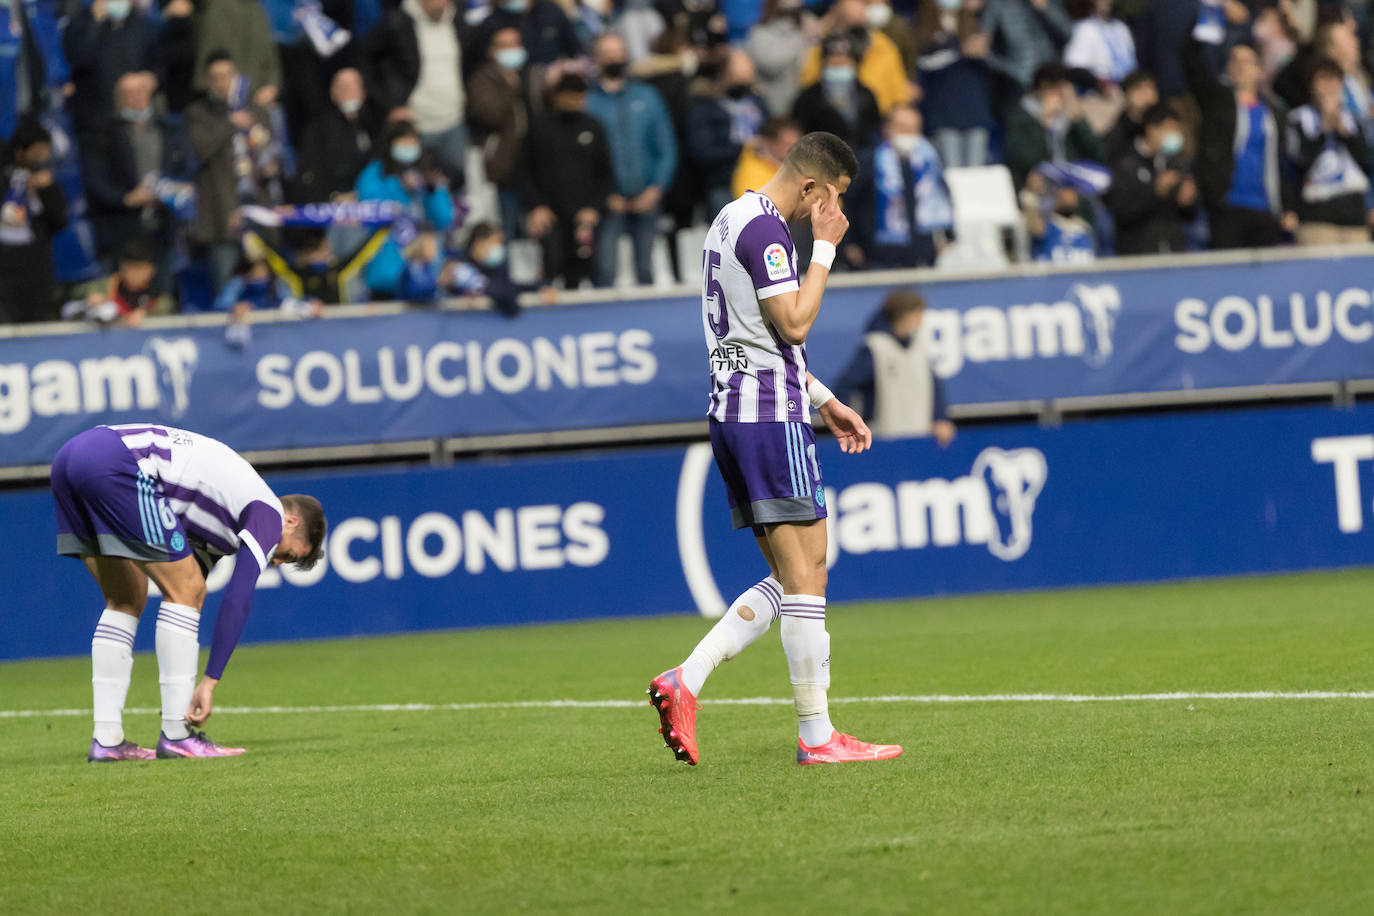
top-left (105, 0), bottom-right (133, 22)
top-left (243, 278), bottom-right (271, 299)
top-left (391, 143), bottom-right (421, 165)
top-left (495, 48), bottom-right (528, 70)
top-left (822, 65), bottom-right (855, 86)
top-left (1160, 132), bottom-right (1184, 156)
top-left (502, 0), bottom-right (529, 12)
top-left (120, 106), bottom-right (152, 123)
top-left (479, 244), bottom-right (507, 268)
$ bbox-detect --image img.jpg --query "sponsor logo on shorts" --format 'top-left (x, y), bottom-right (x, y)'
top-left (763, 243), bottom-right (790, 281)
top-left (814, 484), bottom-right (825, 508)
top-left (170, 532), bottom-right (185, 552)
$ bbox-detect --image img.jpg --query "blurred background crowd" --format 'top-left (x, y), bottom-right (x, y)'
top-left (5, 0), bottom-right (1374, 325)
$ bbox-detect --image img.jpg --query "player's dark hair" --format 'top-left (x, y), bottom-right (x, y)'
top-left (282, 494), bottom-right (327, 570)
top-left (783, 131), bottom-right (859, 184)
top-left (1141, 102), bottom-right (1178, 129)
top-left (119, 235), bottom-right (158, 265)
top-left (881, 288), bottom-right (926, 322)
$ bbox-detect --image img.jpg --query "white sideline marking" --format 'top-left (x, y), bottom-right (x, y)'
top-left (4, 691), bottom-right (1374, 719)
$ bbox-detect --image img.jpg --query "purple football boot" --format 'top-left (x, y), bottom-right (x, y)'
top-left (156, 729), bottom-right (246, 758)
top-left (88, 739), bottom-right (156, 762)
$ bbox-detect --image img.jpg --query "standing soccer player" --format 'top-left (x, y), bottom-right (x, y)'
top-left (51, 423), bottom-right (326, 761)
top-left (649, 132), bottom-right (902, 766)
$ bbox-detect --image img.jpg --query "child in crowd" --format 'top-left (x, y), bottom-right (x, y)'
top-left (1021, 174), bottom-right (1097, 264)
top-left (443, 222), bottom-right (558, 316)
top-left (64, 237), bottom-right (160, 326)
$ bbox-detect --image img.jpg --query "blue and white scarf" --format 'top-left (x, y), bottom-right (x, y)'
top-left (1291, 105), bottom-right (1372, 203)
top-left (872, 138), bottom-right (952, 246)
top-left (0, 168), bottom-right (37, 246)
top-left (241, 200), bottom-right (407, 228)
top-left (295, 1), bottom-right (351, 58)
top-left (1193, 0), bottom-right (1226, 46)
top-left (1032, 160), bottom-right (1113, 197)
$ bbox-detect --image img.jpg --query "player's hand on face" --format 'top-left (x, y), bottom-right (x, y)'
top-left (818, 398), bottom-right (872, 454)
top-left (187, 676), bottom-right (217, 727)
top-left (810, 183), bottom-right (849, 246)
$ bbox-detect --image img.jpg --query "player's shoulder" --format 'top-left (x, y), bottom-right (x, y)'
top-left (722, 194), bottom-right (789, 248)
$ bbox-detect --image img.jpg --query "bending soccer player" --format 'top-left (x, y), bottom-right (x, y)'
top-left (51, 424), bottom-right (326, 761)
top-left (650, 131), bottom-right (902, 766)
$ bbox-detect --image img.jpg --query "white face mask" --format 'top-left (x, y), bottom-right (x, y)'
top-left (890, 133), bottom-right (920, 156)
top-left (864, 3), bottom-right (892, 27)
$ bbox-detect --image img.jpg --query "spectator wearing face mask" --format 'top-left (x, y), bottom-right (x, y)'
top-left (732, 115), bottom-right (802, 198)
top-left (1105, 103), bottom-right (1198, 255)
top-left (914, 0), bottom-right (995, 168)
top-left (466, 27), bottom-right (533, 241)
top-left (1021, 177), bottom-right (1096, 263)
top-left (746, 0), bottom-right (814, 119)
top-left (792, 35), bottom-right (883, 151)
top-left (1005, 63), bottom-right (1104, 189)
top-left (686, 50), bottom-right (770, 218)
top-left (845, 105), bottom-right (952, 269)
top-left (517, 72), bottom-right (615, 289)
top-left (443, 221), bottom-right (559, 316)
top-left (82, 72), bottom-right (194, 284)
top-left (798, 0), bottom-right (914, 115)
top-left (63, 0), bottom-right (191, 139)
top-left (354, 120), bottom-right (456, 299)
top-left (1286, 59), bottom-right (1374, 247)
top-left (366, 0), bottom-right (469, 185)
top-left (0, 118), bottom-right (69, 324)
top-left (293, 68), bottom-right (378, 204)
top-left (468, 0), bottom-right (582, 74)
top-left (586, 33), bottom-right (678, 287)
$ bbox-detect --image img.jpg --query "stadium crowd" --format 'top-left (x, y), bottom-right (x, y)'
top-left (4, 0), bottom-right (1374, 324)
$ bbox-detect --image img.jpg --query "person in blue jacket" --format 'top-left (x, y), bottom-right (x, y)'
top-left (586, 32), bottom-right (678, 288)
top-left (354, 119), bottom-right (455, 299)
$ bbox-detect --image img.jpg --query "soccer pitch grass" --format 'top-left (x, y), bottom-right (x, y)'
top-left (3, 571), bottom-right (1374, 915)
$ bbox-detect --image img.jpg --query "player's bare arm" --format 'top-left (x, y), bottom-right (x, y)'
top-left (806, 371), bottom-right (872, 455)
top-left (759, 183), bottom-right (850, 344)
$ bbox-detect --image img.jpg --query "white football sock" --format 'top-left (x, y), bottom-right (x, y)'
top-left (780, 594), bottom-right (834, 747)
top-left (680, 577), bottom-right (782, 695)
top-left (155, 602), bottom-right (201, 740)
top-left (92, 609), bottom-right (139, 746)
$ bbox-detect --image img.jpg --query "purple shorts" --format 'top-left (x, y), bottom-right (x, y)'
top-left (709, 418), bottom-right (827, 534)
top-left (52, 427), bottom-right (193, 563)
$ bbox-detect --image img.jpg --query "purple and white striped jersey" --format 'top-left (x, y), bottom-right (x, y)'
top-left (104, 424), bottom-right (284, 571)
top-left (703, 191), bottom-right (809, 424)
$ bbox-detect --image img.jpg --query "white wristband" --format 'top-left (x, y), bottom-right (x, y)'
top-left (811, 240), bottom-right (836, 270)
top-left (808, 376), bottom-right (834, 409)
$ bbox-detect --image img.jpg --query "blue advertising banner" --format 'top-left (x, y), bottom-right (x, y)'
top-left (4, 252), bottom-right (1374, 467)
top-left (3, 402), bottom-right (1374, 663)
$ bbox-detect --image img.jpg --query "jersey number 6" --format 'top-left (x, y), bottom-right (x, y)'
top-left (704, 249), bottom-right (728, 339)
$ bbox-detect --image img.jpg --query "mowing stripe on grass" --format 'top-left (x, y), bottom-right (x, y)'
top-left (4, 691), bottom-right (1374, 719)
